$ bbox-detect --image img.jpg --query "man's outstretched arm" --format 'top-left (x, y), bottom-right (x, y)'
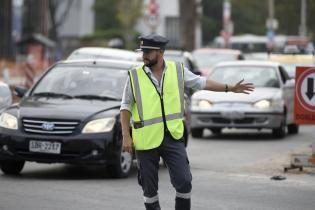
top-left (204, 79), bottom-right (254, 94)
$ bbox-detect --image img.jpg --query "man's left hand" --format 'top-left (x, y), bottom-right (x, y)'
top-left (231, 79), bottom-right (254, 94)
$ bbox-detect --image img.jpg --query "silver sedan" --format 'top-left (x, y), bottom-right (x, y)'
top-left (190, 60), bottom-right (298, 138)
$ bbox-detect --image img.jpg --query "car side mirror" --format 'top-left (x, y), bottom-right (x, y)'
top-left (194, 70), bottom-right (202, 76)
top-left (284, 79), bottom-right (295, 88)
top-left (14, 86), bottom-right (28, 98)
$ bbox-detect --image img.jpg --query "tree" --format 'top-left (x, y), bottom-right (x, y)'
top-left (201, 0), bottom-right (315, 46)
top-left (48, 0), bottom-right (74, 43)
top-left (93, 0), bottom-right (143, 49)
top-left (232, 0), bottom-right (267, 35)
top-left (201, 0), bottom-right (223, 45)
top-left (117, 0), bottom-right (143, 49)
top-left (0, 0), bottom-right (13, 59)
top-left (179, 0), bottom-right (197, 51)
top-left (94, 0), bottom-right (120, 30)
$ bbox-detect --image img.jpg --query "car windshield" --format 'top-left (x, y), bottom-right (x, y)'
top-left (193, 52), bottom-right (237, 69)
top-left (32, 64), bottom-right (128, 99)
top-left (209, 66), bottom-right (280, 88)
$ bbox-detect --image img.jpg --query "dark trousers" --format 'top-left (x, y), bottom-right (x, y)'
top-left (136, 132), bottom-right (192, 210)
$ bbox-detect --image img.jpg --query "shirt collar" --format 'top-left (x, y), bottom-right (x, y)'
top-left (143, 60), bottom-right (167, 75)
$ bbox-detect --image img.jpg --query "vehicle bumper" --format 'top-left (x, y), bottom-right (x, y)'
top-left (191, 111), bottom-right (283, 129)
top-left (0, 129), bottom-right (118, 165)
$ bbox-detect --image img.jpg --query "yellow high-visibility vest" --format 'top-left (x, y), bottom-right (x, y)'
top-left (129, 61), bottom-right (185, 150)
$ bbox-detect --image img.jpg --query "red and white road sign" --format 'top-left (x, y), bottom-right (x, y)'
top-left (294, 67), bottom-right (315, 124)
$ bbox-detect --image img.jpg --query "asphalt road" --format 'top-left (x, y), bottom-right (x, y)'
top-left (0, 126), bottom-right (315, 210)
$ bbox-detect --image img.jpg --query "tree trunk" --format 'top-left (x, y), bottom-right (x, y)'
top-left (0, 0), bottom-right (13, 59)
top-left (179, 0), bottom-right (197, 51)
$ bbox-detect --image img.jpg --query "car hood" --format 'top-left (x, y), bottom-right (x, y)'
top-left (15, 97), bottom-right (121, 119)
top-left (192, 87), bottom-right (281, 103)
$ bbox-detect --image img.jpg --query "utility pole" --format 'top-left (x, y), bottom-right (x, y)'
top-left (299, 0), bottom-right (307, 37)
top-left (195, 0), bottom-right (203, 49)
top-left (266, 0), bottom-right (277, 52)
top-left (221, 0), bottom-right (233, 48)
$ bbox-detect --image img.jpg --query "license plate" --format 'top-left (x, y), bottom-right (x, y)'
top-left (221, 111), bottom-right (245, 119)
top-left (29, 140), bottom-right (61, 154)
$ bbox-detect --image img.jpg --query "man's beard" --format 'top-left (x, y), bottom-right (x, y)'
top-left (144, 58), bottom-right (158, 67)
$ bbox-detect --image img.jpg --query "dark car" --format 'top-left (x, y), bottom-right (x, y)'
top-left (164, 50), bottom-right (201, 75)
top-left (0, 59), bottom-right (190, 178)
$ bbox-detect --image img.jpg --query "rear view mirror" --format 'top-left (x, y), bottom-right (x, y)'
top-left (284, 79), bottom-right (295, 88)
top-left (194, 71), bottom-right (202, 76)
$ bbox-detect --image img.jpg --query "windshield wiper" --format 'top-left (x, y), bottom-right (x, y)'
top-left (73, 94), bottom-right (120, 101)
top-left (32, 92), bottom-right (73, 99)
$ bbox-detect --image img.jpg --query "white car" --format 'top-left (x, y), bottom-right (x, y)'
top-left (190, 60), bottom-right (298, 138)
top-left (0, 82), bottom-right (12, 113)
top-left (67, 47), bottom-right (142, 62)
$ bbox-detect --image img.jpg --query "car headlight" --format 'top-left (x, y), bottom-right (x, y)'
top-left (198, 100), bottom-right (212, 108)
top-left (82, 117), bottom-right (116, 133)
top-left (0, 113), bottom-right (18, 130)
top-left (254, 99), bottom-right (271, 109)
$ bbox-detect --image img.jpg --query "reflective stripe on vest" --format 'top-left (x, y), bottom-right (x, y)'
top-left (129, 61), bottom-right (185, 150)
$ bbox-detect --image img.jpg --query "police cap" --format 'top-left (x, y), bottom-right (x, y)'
top-left (137, 34), bottom-right (169, 51)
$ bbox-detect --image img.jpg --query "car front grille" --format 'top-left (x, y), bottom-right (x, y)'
top-left (22, 118), bottom-right (80, 135)
top-left (211, 117), bottom-right (255, 124)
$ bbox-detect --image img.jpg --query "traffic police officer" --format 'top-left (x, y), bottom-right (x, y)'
top-left (120, 34), bottom-right (254, 210)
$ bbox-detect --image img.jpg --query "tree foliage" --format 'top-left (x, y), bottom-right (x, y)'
top-left (93, 0), bottom-right (143, 49)
top-left (179, 0), bottom-right (197, 51)
top-left (202, 0), bottom-right (315, 45)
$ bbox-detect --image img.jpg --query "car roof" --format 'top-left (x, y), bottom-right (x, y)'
top-left (214, 60), bottom-right (280, 68)
top-left (59, 58), bottom-right (143, 70)
top-left (193, 48), bottom-right (242, 54)
top-left (67, 47), bottom-right (141, 61)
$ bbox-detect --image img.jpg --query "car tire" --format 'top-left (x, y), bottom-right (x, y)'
top-left (210, 128), bottom-right (222, 135)
top-left (107, 146), bottom-right (132, 178)
top-left (191, 128), bottom-right (203, 138)
top-left (272, 118), bottom-right (286, 138)
top-left (287, 124), bottom-right (299, 134)
top-left (0, 160), bottom-right (25, 175)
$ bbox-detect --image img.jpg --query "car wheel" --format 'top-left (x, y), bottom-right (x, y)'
top-left (107, 146), bottom-right (133, 178)
top-left (0, 160), bottom-right (25, 175)
top-left (287, 124), bottom-right (299, 134)
top-left (191, 128), bottom-right (203, 138)
top-left (272, 117), bottom-right (286, 138)
top-left (210, 128), bottom-right (222, 135)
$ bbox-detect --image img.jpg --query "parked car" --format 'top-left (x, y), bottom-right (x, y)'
top-left (0, 59), bottom-right (190, 177)
top-left (192, 48), bottom-right (244, 76)
top-left (164, 50), bottom-right (201, 75)
top-left (190, 60), bottom-right (298, 138)
top-left (0, 81), bottom-right (12, 113)
top-left (67, 47), bottom-right (142, 62)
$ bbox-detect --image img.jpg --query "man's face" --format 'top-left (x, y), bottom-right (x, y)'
top-left (142, 49), bottom-right (161, 67)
